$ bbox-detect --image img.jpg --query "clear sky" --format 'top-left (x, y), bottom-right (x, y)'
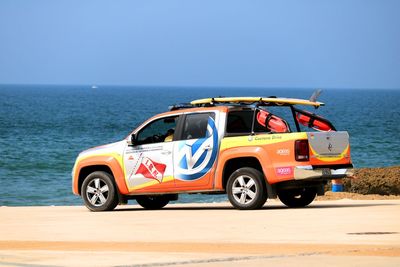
top-left (0, 0), bottom-right (399, 89)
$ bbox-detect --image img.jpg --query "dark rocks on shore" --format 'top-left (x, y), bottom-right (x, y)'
top-left (323, 166), bottom-right (400, 196)
top-left (347, 166), bottom-right (400, 195)
top-left (337, 166), bottom-right (400, 195)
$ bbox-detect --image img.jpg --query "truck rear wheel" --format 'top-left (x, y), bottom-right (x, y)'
top-left (227, 167), bottom-right (267, 210)
top-left (278, 187), bottom-right (317, 208)
top-left (136, 195), bottom-right (169, 209)
top-left (81, 171), bottom-right (119, 212)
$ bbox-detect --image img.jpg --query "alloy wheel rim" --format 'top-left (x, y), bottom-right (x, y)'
top-left (86, 178), bottom-right (109, 207)
top-left (232, 175), bottom-right (257, 205)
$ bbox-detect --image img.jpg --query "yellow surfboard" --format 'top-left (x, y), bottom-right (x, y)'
top-left (190, 97), bottom-right (324, 107)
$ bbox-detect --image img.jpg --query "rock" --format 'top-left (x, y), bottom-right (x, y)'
top-left (349, 166), bottom-right (400, 195)
top-left (323, 166), bottom-right (400, 196)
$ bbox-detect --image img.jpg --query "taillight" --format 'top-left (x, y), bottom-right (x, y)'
top-left (295, 140), bottom-right (309, 161)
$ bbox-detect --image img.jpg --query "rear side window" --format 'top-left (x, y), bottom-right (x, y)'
top-left (226, 111), bottom-right (253, 133)
top-left (226, 110), bottom-right (268, 135)
top-left (181, 113), bottom-right (215, 140)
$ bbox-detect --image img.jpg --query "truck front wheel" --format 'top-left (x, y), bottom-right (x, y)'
top-left (81, 171), bottom-right (119, 212)
top-left (278, 187), bottom-right (317, 208)
top-left (227, 167), bottom-right (267, 210)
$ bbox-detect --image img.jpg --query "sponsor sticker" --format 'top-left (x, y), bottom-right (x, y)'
top-left (254, 135), bottom-right (282, 141)
top-left (276, 148), bottom-right (290, 156)
top-left (275, 166), bottom-right (293, 176)
top-left (135, 156), bottom-right (166, 183)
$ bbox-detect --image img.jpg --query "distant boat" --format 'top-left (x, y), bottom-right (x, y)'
top-left (91, 85), bottom-right (98, 89)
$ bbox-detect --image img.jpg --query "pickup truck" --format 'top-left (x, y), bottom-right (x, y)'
top-left (72, 96), bottom-right (354, 211)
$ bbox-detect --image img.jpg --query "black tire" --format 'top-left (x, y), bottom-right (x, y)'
top-left (278, 187), bottom-right (317, 208)
top-left (81, 171), bottom-right (119, 212)
top-left (226, 167), bottom-right (267, 210)
top-left (136, 195), bottom-right (170, 209)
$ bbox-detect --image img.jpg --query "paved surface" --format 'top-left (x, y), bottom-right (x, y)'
top-left (0, 199), bottom-right (399, 266)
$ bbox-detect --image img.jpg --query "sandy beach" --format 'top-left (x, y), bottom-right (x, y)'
top-left (1, 199), bottom-right (400, 266)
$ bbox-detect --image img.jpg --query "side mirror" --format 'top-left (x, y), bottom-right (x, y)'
top-left (127, 134), bottom-right (136, 146)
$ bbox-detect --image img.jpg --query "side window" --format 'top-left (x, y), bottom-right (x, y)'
top-left (181, 113), bottom-right (215, 140)
top-left (226, 110), bottom-right (253, 134)
top-left (226, 110), bottom-right (272, 135)
top-left (136, 116), bottom-right (178, 145)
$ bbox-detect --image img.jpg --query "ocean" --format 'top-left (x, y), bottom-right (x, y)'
top-left (0, 85), bottom-right (399, 206)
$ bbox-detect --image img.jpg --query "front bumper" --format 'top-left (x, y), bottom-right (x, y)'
top-left (294, 165), bottom-right (354, 180)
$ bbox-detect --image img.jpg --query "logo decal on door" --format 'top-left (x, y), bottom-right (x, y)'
top-left (175, 117), bottom-right (218, 181)
top-left (130, 153), bottom-right (166, 183)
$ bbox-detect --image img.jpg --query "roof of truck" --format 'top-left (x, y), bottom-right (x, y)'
top-left (190, 97), bottom-right (324, 107)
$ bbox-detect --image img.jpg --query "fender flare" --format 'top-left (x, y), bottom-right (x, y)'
top-left (73, 155), bottom-right (129, 195)
top-left (215, 147), bottom-right (277, 198)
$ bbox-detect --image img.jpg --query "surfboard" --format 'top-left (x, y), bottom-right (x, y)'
top-left (190, 97), bottom-right (324, 107)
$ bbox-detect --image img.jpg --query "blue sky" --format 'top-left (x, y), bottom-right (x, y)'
top-left (0, 0), bottom-right (399, 89)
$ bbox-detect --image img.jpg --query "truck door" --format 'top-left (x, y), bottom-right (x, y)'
top-left (173, 112), bottom-right (219, 190)
top-left (123, 115), bottom-right (179, 193)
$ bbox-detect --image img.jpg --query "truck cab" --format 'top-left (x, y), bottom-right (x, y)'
top-left (72, 96), bottom-right (353, 211)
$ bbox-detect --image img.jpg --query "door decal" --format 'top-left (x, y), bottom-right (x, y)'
top-left (175, 117), bottom-right (218, 181)
top-left (133, 153), bottom-right (167, 183)
top-left (124, 144), bottom-right (173, 190)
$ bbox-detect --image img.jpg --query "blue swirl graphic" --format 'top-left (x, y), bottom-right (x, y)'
top-left (175, 117), bottom-right (218, 181)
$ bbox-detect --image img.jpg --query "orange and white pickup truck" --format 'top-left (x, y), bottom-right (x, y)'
top-left (72, 96), bottom-right (354, 211)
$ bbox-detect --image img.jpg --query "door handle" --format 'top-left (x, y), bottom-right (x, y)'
top-left (203, 145), bottom-right (212, 150)
top-left (161, 151), bottom-right (172, 155)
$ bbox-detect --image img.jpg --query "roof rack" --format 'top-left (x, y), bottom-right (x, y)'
top-left (168, 103), bottom-right (194, 111)
top-left (169, 101), bottom-right (275, 111)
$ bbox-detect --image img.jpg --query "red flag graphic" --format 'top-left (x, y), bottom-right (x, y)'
top-left (135, 157), bottom-right (166, 183)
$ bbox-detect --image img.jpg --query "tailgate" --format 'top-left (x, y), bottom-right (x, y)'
top-left (307, 131), bottom-right (351, 165)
